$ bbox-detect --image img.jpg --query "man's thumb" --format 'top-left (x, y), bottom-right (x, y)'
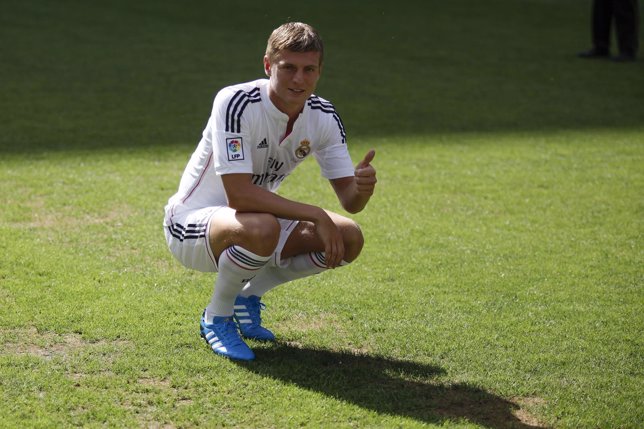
top-left (357, 149), bottom-right (376, 169)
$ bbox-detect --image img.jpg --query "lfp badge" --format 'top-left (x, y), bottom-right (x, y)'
top-left (226, 138), bottom-right (244, 161)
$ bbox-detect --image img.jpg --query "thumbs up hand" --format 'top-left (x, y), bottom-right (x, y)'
top-left (354, 149), bottom-right (377, 196)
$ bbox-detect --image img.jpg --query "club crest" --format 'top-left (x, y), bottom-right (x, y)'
top-left (295, 140), bottom-right (311, 159)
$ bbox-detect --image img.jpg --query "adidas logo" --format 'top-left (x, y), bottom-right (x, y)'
top-left (257, 138), bottom-right (268, 149)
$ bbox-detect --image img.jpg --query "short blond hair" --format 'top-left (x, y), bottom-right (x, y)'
top-left (265, 22), bottom-right (324, 65)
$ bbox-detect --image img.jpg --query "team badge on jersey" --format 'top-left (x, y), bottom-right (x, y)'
top-left (226, 138), bottom-right (244, 161)
top-left (295, 140), bottom-right (311, 159)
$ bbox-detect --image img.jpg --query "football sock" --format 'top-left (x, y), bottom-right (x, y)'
top-left (205, 246), bottom-right (270, 323)
top-left (240, 251), bottom-right (348, 297)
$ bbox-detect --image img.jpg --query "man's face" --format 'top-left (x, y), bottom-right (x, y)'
top-left (264, 49), bottom-right (322, 116)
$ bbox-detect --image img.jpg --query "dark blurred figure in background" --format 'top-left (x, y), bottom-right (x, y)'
top-left (578, 0), bottom-right (639, 61)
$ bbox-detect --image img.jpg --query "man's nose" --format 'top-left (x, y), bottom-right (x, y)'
top-left (292, 68), bottom-right (304, 83)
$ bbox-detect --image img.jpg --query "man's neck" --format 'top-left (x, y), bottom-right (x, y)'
top-left (268, 90), bottom-right (304, 122)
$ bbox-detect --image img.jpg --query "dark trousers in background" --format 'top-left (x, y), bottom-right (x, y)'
top-left (591, 0), bottom-right (640, 56)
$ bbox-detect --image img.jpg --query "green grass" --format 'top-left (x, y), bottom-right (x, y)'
top-left (1, 0), bottom-right (643, 428)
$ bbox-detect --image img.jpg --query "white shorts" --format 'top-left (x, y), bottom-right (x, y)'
top-left (164, 206), bottom-right (299, 272)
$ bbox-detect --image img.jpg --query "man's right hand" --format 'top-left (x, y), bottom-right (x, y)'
top-left (314, 210), bottom-right (345, 268)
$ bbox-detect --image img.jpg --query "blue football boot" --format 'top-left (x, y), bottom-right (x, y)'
top-left (233, 295), bottom-right (276, 342)
top-left (200, 312), bottom-right (255, 361)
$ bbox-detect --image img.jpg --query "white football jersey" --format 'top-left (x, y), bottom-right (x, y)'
top-left (165, 79), bottom-right (355, 221)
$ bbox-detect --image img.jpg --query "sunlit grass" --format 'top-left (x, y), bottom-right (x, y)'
top-left (2, 129), bottom-right (642, 427)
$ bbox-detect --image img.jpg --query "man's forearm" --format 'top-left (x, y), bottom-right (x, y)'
top-left (223, 174), bottom-right (329, 224)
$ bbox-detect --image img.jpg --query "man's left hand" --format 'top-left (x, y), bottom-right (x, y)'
top-left (354, 149), bottom-right (377, 196)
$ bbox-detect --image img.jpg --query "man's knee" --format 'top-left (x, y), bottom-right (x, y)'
top-left (209, 211), bottom-right (281, 258)
top-left (243, 213), bottom-right (281, 254)
top-left (342, 220), bottom-right (364, 262)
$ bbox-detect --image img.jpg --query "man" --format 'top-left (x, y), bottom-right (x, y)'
top-left (163, 22), bottom-right (377, 361)
top-left (578, 0), bottom-right (639, 61)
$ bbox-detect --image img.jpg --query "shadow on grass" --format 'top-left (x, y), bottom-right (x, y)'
top-left (239, 343), bottom-right (544, 428)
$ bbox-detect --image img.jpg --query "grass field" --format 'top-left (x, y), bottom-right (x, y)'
top-left (1, 0), bottom-right (643, 428)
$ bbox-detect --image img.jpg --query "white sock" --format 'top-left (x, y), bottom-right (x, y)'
top-left (205, 246), bottom-right (270, 322)
top-left (240, 252), bottom-right (348, 297)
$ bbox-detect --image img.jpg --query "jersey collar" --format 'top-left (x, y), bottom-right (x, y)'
top-left (260, 79), bottom-right (290, 122)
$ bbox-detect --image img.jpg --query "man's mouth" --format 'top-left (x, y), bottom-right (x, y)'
top-left (289, 88), bottom-right (305, 94)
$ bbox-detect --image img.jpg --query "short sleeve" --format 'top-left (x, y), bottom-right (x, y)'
top-left (314, 143), bottom-right (355, 179)
top-left (210, 87), bottom-right (259, 175)
top-left (312, 106), bottom-right (354, 179)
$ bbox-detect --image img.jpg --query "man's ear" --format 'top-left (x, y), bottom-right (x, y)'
top-left (263, 55), bottom-right (271, 77)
